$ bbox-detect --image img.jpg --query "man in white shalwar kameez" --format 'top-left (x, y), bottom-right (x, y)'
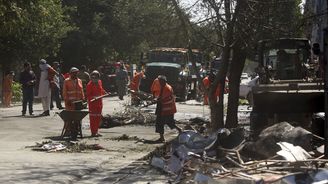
top-left (38, 59), bottom-right (56, 116)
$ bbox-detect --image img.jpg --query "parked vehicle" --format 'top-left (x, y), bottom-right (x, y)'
top-left (250, 38), bottom-right (324, 137)
top-left (148, 47), bottom-right (202, 65)
top-left (141, 48), bottom-right (203, 101)
top-left (140, 62), bottom-right (189, 101)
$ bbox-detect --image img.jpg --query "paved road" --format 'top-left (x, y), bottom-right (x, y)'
top-left (0, 95), bottom-right (211, 183)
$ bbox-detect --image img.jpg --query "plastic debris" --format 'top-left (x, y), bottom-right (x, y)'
top-left (41, 143), bottom-right (66, 152)
top-left (277, 142), bottom-right (311, 161)
top-left (150, 157), bottom-right (165, 169)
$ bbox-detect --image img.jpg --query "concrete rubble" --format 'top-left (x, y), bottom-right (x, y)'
top-left (148, 121), bottom-right (328, 183)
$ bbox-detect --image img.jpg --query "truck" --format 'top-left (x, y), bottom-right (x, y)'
top-left (140, 47), bottom-right (203, 101)
top-left (250, 38), bottom-right (325, 137)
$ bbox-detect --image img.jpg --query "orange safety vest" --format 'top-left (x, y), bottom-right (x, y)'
top-left (159, 84), bottom-right (177, 116)
top-left (151, 78), bottom-right (161, 97)
top-left (63, 78), bottom-right (84, 110)
top-left (129, 71), bottom-right (144, 91)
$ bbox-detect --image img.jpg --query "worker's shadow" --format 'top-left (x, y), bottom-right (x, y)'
top-left (2, 114), bottom-right (49, 118)
top-left (139, 139), bottom-right (164, 144)
top-left (2, 115), bottom-right (24, 118)
top-left (44, 135), bottom-right (96, 141)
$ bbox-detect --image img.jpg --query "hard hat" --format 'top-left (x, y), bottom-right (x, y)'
top-left (90, 70), bottom-right (100, 77)
top-left (70, 67), bottom-right (79, 73)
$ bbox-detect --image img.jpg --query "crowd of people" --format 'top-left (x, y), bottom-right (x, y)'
top-left (1, 58), bottom-right (225, 141)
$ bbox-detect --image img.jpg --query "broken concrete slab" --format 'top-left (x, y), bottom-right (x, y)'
top-left (241, 122), bottom-right (313, 159)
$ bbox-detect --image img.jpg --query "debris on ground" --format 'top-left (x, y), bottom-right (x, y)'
top-left (179, 100), bottom-right (203, 106)
top-left (100, 105), bottom-right (156, 128)
top-left (27, 141), bottom-right (105, 152)
top-left (148, 120), bottom-right (328, 183)
top-left (109, 134), bottom-right (141, 142)
top-left (241, 122), bottom-right (320, 159)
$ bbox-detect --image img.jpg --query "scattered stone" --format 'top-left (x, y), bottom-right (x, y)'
top-left (241, 122), bottom-right (313, 159)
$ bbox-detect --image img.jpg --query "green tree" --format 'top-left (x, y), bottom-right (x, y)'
top-left (60, 0), bottom-right (189, 68)
top-left (0, 0), bottom-right (72, 67)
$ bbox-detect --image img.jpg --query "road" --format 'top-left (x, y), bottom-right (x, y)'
top-left (0, 95), bottom-right (212, 183)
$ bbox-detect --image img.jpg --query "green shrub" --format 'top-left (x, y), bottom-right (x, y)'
top-left (12, 82), bottom-right (22, 102)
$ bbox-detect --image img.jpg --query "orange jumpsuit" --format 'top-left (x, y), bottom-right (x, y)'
top-left (130, 71), bottom-right (144, 91)
top-left (151, 78), bottom-right (161, 97)
top-left (130, 71), bottom-right (144, 104)
top-left (62, 78), bottom-right (84, 110)
top-left (203, 76), bottom-right (221, 105)
top-left (3, 74), bottom-right (13, 107)
top-left (86, 80), bottom-right (105, 135)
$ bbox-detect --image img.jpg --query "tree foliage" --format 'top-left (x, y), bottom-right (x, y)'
top-left (59, 0), bottom-right (190, 68)
top-left (0, 0), bottom-right (72, 66)
top-left (171, 0), bottom-right (305, 130)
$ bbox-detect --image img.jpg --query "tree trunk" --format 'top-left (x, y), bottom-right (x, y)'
top-left (209, 0), bottom-right (234, 132)
top-left (225, 45), bottom-right (246, 128)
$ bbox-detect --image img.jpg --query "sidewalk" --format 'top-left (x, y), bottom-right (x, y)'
top-left (0, 96), bottom-right (178, 183)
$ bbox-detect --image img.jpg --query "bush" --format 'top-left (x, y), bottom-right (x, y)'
top-left (12, 82), bottom-right (22, 102)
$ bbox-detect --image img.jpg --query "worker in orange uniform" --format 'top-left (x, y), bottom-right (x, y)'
top-left (63, 67), bottom-right (84, 110)
top-left (155, 75), bottom-right (182, 142)
top-left (62, 67), bottom-right (84, 139)
top-left (203, 73), bottom-right (221, 105)
top-left (2, 71), bottom-right (14, 107)
top-left (151, 76), bottom-right (161, 98)
top-left (86, 70), bottom-right (106, 137)
top-left (129, 67), bottom-right (145, 105)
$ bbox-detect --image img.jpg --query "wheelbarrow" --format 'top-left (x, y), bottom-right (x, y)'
top-left (58, 110), bottom-right (89, 140)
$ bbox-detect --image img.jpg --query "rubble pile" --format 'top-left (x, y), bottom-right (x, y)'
top-left (27, 141), bottom-right (105, 152)
top-left (149, 122), bottom-right (328, 183)
top-left (101, 105), bottom-right (156, 128)
top-left (178, 117), bottom-right (210, 134)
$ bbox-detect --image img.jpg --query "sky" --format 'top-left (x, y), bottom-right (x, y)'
top-left (180, 0), bottom-right (307, 21)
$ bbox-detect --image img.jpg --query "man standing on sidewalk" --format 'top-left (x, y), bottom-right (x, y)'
top-left (50, 62), bottom-right (64, 110)
top-left (19, 62), bottom-right (36, 116)
top-left (38, 59), bottom-right (57, 116)
top-left (77, 65), bottom-right (90, 93)
top-left (86, 70), bottom-right (106, 137)
top-left (154, 75), bottom-right (182, 142)
top-left (115, 65), bottom-right (128, 100)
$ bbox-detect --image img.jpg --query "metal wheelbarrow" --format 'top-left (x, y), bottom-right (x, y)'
top-left (58, 110), bottom-right (89, 140)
